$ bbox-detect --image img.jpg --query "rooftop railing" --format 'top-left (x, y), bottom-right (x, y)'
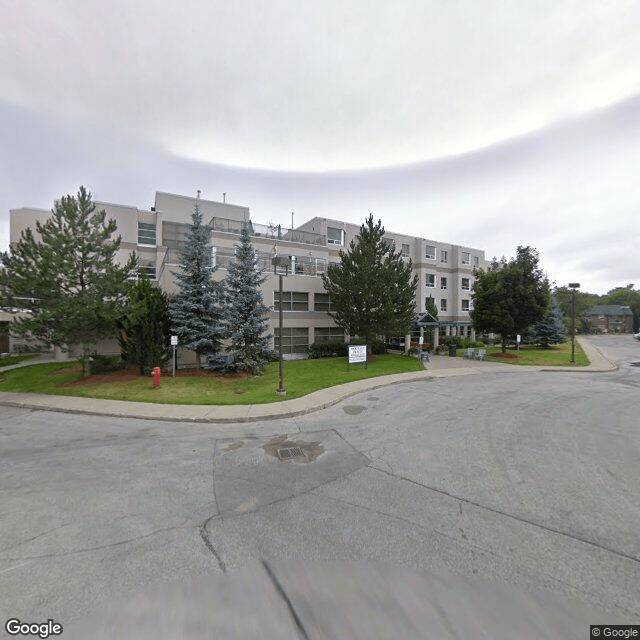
top-left (208, 217), bottom-right (326, 246)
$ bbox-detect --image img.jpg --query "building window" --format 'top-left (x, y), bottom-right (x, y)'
top-left (274, 327), bottom-right (309, 354)
top-left (274, 291), bottom-right (309, 311)
top-left (425, 245), bottom-right (436, 260)
top-left (138, 222), bottom-right (156, 246)
top-left (401, 243), bottom-right (410, 258)
top-left (327, 227), bottom-right (343, 245)
top-left (461, 277), bottom-right (470, 290)
top-left (139, 262), bottom-right (156, 280)
top-left (440, 250), bottom-right (448, 263)
top-left (425, 274), bottom-right (435, 287)
top-left (461, 252), bottom-right (470, 265)
top-left (314, 293), bottom-right (334, 312)
top-left (474, 256), bottom-right (479, 266)
top-left (314, 327), bottom-right (344, 343)
top-left (382, 237), bottom-right (395, 253)
top-left (440, 299), bottom-right (447, 312)
top-left (162, 221), bottom-right (192, 248)
top-left (462, 299), bottom-right (470, 312)
top-left (441, 277), bottom-right (447, 290)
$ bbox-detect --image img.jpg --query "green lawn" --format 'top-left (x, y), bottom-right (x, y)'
top-left (0, 354), bottom-right (423, 405)
top-left (483, 341), bottom-right (589, 366)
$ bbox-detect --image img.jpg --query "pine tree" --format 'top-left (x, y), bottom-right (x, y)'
top-left (118, 272), bottom-right (171, 375)
top-left (223, 225), bottom-right (272, 375)
top-left (322, 215), bottom-right (418, 350)
top-left (529, 296), bottom-right (567, 348)
top-left (0, 186), bottom-right (137, 375)
top-left (167, 201), bottom-right (225, 368)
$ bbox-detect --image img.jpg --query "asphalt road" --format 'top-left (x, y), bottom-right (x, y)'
top-left (1, 335), bottom-right (639, 637)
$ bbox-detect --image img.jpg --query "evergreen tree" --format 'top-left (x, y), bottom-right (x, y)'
top-left (167, 201), bottom-right (225, 368)
top-left (0, 186), bottom-right (137, 375)
top-left (471, 246), bottom-right (550, 351)
top-left (322, 215), bottom-right (418, 350)
top-left (424, 296), bottom-right (439, 322)
top-left (118, 272), bottom-right (171, 375)
top-left (529, 296), bottom-right (567, 347)
top-left (223, 225), bottom-right (272, 375)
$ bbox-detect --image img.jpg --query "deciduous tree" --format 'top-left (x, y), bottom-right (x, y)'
top-left (471, 246), bottom-right (550, 351)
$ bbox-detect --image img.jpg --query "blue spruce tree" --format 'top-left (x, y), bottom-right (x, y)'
top-left (529, 295), bottom-right (567, 348)
top-left (168, 202), bottom-right (225, 368)
top-left (223, 224), bottom-right (272, 375)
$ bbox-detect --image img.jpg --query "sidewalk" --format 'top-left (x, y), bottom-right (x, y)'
top-left (0, 337), bottom-right (617, 422)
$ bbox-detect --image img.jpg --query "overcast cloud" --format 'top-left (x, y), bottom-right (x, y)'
top-left (2, 0), bottom-right (639, 294)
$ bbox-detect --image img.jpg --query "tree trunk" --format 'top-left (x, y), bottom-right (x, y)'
top-left (501, 335), bottom-right (507, 353)
top-left (82, 345), bottom-right (91, 377)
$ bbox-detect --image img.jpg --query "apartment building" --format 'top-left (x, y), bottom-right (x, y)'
top-left (8, 191), bottom-right (487, 358)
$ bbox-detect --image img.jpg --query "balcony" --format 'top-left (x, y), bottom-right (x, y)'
top-left (208, 217), bottom-right (326, 246)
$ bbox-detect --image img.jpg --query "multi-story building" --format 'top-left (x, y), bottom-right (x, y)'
top-left (584, 305), bottom-right (634, 333)
top-left (7, 191), bottom-right (487, 359)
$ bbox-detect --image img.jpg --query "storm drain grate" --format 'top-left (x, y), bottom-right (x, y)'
top-left (629, 362), bottom-right (640, 367)
top-left (277, 446), bottom-right (305, 460)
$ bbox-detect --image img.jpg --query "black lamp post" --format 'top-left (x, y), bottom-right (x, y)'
top-left (272, 253), bottom-right (290, 395)
top-left (569, 283), bottom-right (580, 364)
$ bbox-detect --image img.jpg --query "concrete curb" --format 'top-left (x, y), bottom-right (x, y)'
top-left (0, 337), bottom-right (618, 422)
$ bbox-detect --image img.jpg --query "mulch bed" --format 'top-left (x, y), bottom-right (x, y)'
top-left (52, 365), bottom-right (252, 387)
top-left (488, 352), bottom-right (518, 359)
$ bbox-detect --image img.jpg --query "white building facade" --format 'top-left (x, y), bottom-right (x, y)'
top-left (7, 191), bottom-right (487, 358)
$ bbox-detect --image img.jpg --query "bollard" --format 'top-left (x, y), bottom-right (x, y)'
top-left (152, 366), bottom-right (161, 388)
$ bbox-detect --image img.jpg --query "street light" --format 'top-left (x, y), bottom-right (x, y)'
top-left (272, 252), bottom-right (290, 396)
top-left (569, 283), bottom-right (580, 364)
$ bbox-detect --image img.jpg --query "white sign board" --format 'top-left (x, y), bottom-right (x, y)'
top-left (418, 337), bottom-right (424, 345)
top-left (348, 345), bottom-right (367, 364)
top-left (171, 335), bottom-right (178, 346)
top-left (516, 334), bottom-right (521, 343)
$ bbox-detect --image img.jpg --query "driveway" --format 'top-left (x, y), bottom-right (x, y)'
top-left (1, 335), bottom-right (639, 637)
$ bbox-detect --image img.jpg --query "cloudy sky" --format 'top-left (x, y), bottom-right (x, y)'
top-left (2, 0), bottom-right (639, 294)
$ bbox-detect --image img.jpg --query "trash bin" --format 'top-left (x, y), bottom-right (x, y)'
top-left (420, 351), bottom-right (430, 362)
top-left (448, 345), bottom-right (457, 357)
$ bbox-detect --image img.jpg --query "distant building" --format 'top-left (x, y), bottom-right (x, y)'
top-left (584, 305), bottom-right (633, 333)
top-left (7, 191), bottom-right (488, 358)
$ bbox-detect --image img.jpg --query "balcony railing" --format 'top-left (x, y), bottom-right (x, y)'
top-left (159, 245), bottom-right (331, 278)
top-left (208, 217), bottom-right (326, 246)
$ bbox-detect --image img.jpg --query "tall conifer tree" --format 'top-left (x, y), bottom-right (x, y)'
top-left (167, 201), bottom-right (225, 368)
top-left (118, 272), bottom-right (171, 374)
top-left (0, 186), bottom-right (137, 375)
top-left (322, 215), bottom-right (418, 350)
top-left (223, 225), bottom-right (271, 375)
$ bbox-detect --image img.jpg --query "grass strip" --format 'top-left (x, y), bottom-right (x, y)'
top-left (0, 354), bottom-right (424, 405)
top-left (483, 341), bottom-right (589, 366)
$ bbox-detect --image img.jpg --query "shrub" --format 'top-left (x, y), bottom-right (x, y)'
top-left (90, 354), bottom-right (127, 374)
top-left (370, 339), bottom-right (387, 354)
top-left (308, 340), bottom-right (348, 359)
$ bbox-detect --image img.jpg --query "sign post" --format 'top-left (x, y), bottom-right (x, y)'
top-left (171, 335), bottom-right (178, 377)
top-left (348, 344), bottom-right (368, 370)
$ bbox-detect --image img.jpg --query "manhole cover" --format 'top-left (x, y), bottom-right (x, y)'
top-left (277, 446), bottom-right (305, 460)
top-left (629, 362), bottom-right (640, 367)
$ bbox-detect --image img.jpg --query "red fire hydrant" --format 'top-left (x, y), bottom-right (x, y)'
top-left (152, 366), bottom-right (161, 388)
